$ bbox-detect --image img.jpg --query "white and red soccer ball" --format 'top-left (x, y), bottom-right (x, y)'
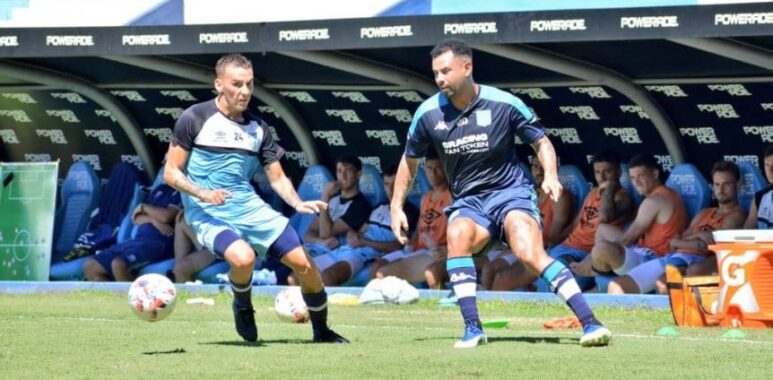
top-left (274, 287), bottom-right (309, 323)
top-left (128, 274), bottom-right (177, 322)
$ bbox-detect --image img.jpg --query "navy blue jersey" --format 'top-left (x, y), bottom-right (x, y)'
top-left (136, 184), bottom-right (182, 240)
top-left (405, 85), bottom-right (544, 199)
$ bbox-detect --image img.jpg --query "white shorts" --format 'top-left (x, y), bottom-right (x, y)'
top-left (380, 248), bottom-right (430, 263)
top-left (627, 251), bottom-right (706, 293)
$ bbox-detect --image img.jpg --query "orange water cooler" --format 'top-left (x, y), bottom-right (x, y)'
top-left (710, 230), bottom-right (773, 328)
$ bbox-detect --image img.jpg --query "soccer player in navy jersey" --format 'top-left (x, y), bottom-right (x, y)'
top-left (164, 53), bottom-right (347, 344)
top-left (390, 39), bottom-right (611, 348)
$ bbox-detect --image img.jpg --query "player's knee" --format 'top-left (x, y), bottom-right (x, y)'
top-left (82, 258), bottom-right (103, 279)
top-left (173, 259), bottom-right (193, 280)
top-left (226, 250), bottom-right (255, 269)
top-left (593, 241), bottom-right (619, 263)
top-left (111, 257), bottom-right (128, 273)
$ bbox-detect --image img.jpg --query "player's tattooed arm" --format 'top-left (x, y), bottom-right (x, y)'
top-left (164, 143), bottom-right (230, 205)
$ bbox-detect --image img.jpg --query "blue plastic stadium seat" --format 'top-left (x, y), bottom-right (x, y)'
top-left (138, 258), bottom-right (175, 276)
top-left (620, 163), bottom-right (643, 206)
top-left (359, 164), bottom-right (387, 207)
top-left (289, 165), bottom-right (334, 238)
top-left (665, 163), bottom-right (711, 220)
top-left (558, 165), bottom-right (590, 214)
top-left (51, 162), bottom-right (101, 261)
top-left (49, 162), bottom-right (101, 281)
top-left (407, 162), bottom-right (431, 209)
top-left (196, 261), bottom-right (230, 283)
top-left (737, 162), bottom-right (768, 213)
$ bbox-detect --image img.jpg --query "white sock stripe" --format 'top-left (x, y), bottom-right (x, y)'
top-left (307, 302), bottom-right (327, 312)
top-left (556, 279), bottom-right (582, 303)
top-left (453, 283), bottom-right (477, 298)
top-left (230, 283), bottom-right (252, 292)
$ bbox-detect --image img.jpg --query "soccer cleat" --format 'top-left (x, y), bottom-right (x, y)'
top-left (454, 324), bottom-right (487, 349)
top-left (313, 328), bottom-right (350, 344)
top-left (580, 324), bottom-right (611, 347)
top-left (232, 300), bottom-right (258, 342)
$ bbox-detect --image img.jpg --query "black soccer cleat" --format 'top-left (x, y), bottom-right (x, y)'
top-left (232, 300), bottom-right (258, 342)
top-left (313, 328), bottom-right (350, 344)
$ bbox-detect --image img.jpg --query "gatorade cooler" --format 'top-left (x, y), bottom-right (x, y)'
top-left (710, 230), bottom-right (773, 328)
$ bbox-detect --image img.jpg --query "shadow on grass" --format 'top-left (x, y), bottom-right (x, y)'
top-left (200, 338), bottom-right (312, 347)
top-left (142, 347), bottom-right (187, 355)
top-left (415, 336), bottom-right (578, 345)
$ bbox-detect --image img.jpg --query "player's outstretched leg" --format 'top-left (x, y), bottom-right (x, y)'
top-left (281, 245), bottom-right (349, 344)
top-left (447, 257), bottom-right (487, 348)
top-left (222, 237), bottom-right (259, 342)
top-left (539, 260), bottom-right (611, 347)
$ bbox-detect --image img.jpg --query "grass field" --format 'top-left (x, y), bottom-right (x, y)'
top-left (1, 290), bottom-right (772, 379)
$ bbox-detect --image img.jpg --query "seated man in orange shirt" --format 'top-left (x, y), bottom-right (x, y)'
top-left (629, 161), bottom-right (745, 288)
top-left (481, 157), bottom-right (575, 290)
top-left (572, 154), bottom-right (688, 294)
top-left (371, 155), bottom-right (452, 285)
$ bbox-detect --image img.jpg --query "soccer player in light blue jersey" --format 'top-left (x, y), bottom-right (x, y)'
top-left (390, 39), bottom-right (611, 348)
top-left (164, 54), bottom-right (347, 344)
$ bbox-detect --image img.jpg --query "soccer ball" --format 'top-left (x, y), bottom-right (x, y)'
top-left (274, 287), bottom-right (309, 323)
top-left (128, 273), bottom-right (177, 322)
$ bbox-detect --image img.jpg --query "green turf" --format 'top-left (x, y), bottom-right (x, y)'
top-left (1, 291), bottom-right (772, 379)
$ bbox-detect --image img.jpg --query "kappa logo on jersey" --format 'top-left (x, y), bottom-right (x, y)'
top-left (434, 120), bottom-right (449, 130)
top-left (476, 109), bottom-right (492, 127)
top-left (449, 273), bottom-right (476, 282)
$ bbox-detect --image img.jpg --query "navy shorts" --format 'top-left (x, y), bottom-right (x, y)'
top-left (213, 223), bottom-right (302, 262)
top-left (445, 185), bottom-right (541, 246)
top-left (93, 238), bottom-right (172, 279)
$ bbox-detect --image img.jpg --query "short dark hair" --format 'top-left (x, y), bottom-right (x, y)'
top-left (382, 164), bottom-right (398, 177)
top-left (592, 150), bottom-right (621, 169)
top-left (628, 154), bottom-right (660, 172)
top-left (764, 144), bottom-right (773, 158)
top-left (336, 154), bottom-right (362, 171)
top-left (430, 38), bottom-right (473, 60)
top-left (711, 160), bottom-right (740, 182)
top-left (215, 54), bottom-right (252, 77)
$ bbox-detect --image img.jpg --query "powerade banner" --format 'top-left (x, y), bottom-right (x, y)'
top-left (0, 2), bottom-right (770, 57)
top-left (0, 162), bottom-right (58, 281)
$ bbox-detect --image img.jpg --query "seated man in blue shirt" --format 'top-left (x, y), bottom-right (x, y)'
top-left (83, 184), bottom-right (181, 281)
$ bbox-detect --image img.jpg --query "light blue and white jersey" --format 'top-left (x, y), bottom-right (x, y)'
top-left (171, 99), bottom-right (288, 253)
